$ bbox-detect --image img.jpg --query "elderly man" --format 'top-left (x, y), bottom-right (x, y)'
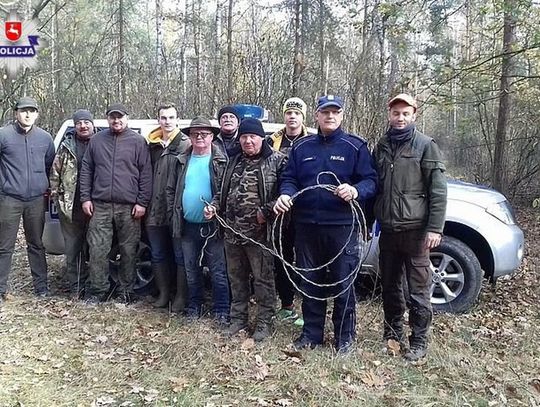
top-left (205, 118), bottom-right (287, 341)
top-left (80, 103), bottom-right (152, 304)
top-left (166, 117), bottom-right (229, 323)
top-left (146, 103), bottom-right (191, 310)
top-left (214, 105), bottom-right (240, 158)
top-left (274, 95), bottom-right (377, 353)
top-left (50, 109), bottom-right (95, 299)
top-left (374, 93), bottom-right (447, 361)
top-left (268, 97), bottom-right (310, 326)
top-left (0, 97), bottom-right (55, 302)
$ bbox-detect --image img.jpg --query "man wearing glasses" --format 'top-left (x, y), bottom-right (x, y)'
top-left (0, 97), bottom-right (55, 304)
top-left (80, 103), bottom-right (152, 304)
top-left (166, 117), bottom-right (230, 324)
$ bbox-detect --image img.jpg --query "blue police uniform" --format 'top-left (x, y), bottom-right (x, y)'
top-left (280, 126), bottom-right (377, 350)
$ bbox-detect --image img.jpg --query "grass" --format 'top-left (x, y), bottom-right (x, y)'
top-left (0, 208), bottom-right (539, 406)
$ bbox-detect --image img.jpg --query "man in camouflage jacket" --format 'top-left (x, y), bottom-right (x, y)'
top-left (50, 109), bottom-right (95, 298)
top-left (205, 118), bottom-right (287, 342)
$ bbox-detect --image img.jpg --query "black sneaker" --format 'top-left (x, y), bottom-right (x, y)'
top-left (35, 290), bottom-right (49, 298)
top-left (404, 345), bottom-right (427, 361)
top-left (335, 339), bottom-right (355, 355)
top-left (293, 335), bottom-right (319, 350)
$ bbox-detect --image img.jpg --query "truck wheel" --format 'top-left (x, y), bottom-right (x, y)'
top-left (430, 236), bottom-right (483, 313)
top-left (108, 242), bottom-right (154, 295)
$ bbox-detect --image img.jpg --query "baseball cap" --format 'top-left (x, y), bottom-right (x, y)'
top-left (106, 103), bottom-right (129, 116)
top-left (283, 97), bottom-right (307, 118)
top-left (15, 96), bottom-right (39, 111)
top-left (316, 95), bottom-right (344, 111)
top-left (388, 93), bottom-right (417, 110)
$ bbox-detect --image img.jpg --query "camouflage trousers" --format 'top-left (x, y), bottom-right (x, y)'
top-left (224, 242), bottom-right (276, 325)
top-left (59, 213), bottom-right (88, 294)
top-left (87, 201), bottom-right (141, 296)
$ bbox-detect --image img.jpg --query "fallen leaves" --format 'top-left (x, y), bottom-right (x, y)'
top-left (253, 354), bottom-right (270, 381)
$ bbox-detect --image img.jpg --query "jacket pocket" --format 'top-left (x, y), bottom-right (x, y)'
top-left (399, 193), bottom-right (427, 222)
top-left (30, 145), bottom-right (49, 173)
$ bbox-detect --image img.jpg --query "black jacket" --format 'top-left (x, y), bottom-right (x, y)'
top-left (80, 127), bottom-right (152, 207)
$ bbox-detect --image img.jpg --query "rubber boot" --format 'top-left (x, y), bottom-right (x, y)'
top-left (152, 263), bottom-right (170, 308)
top-left (171, 266), bottom-right (188, 313)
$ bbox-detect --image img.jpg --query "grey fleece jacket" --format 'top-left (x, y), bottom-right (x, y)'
top-left (0, 122), bottom-right (55, 201)
top-left (79, 127), bottom-right (152, 207)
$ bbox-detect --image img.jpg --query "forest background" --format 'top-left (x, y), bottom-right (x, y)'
top-left (1, 0), bottom-right (539, 201)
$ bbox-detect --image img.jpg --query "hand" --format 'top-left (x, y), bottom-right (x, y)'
top-left (204, 205), bottom-right (216, 219)
top-left (82, 201), bottom-right (93, 217)
top-left (256, 208), bottom-right (266, 224)
top-left (424, 232), bottom-right (442, 249)
top-left (132, 204), bottom-right (146, 219)
top-left (273, 194), bottom-right (292, 214)
top-left (334, 183), bottom-right (358, 202)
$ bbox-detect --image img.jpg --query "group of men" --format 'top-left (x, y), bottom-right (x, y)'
top-left (0, 92), bottom-right (446, 361)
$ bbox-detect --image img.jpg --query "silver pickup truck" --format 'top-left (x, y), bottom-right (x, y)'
top-left (44, 119), bottom-right (524, 313)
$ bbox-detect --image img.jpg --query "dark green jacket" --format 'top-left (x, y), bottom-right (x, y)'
top-left (166, 145), bottom-right (228, 238)
top-left (374, 129), bottom-right (447, 233)
top-left (146, 131), bottom-right (191, 227)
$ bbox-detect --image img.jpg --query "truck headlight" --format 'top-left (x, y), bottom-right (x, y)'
top-left (486, 201), bottom-right (516, 225)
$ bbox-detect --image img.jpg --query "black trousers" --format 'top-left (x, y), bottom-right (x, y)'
top-left (295, 223), bottom-right (359, 348)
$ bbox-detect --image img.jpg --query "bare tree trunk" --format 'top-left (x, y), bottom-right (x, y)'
top-left (155, 0), bottom-right (163, 98)
top-left (210, 0), bottom-right (222, 114)
top-left (192, 0), bottom-right (201, 113)
top-left (492, 1), bottom-right (516, 193)
top-left (291, 0), bottom-right (302, 94)
top-left (118, 0), bottom-right (127, 101)
top-left (318, 0), bottom-right (327, 94)
top-left (178, 0), bottom-right (189, 111)
top-left (226, 0), bottom-right (234, 103)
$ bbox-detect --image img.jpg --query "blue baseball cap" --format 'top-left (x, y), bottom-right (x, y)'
top-left (316, 95), bottom-right (344, 111)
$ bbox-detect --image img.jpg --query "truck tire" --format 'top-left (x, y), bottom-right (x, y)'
top-left (430, 236), bottom-right (483, 313)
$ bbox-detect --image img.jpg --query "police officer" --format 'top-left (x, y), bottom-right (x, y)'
top-left (274, 95), bottom-right (377, 353)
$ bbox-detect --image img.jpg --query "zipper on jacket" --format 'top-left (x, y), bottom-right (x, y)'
top-left (25, 136), bottom-right (30, 197)
top-left (111, 134), bottom-right (117, 202)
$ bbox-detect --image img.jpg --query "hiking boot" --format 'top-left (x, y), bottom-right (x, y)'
top-left (84, 294), bottom-right (103, 305)
top-left (292, 335), bottom-right (319, 350)
top-left (252, 323), bottom-right (273, 342)
top-left (226, 321), bottom-right (248, 337)
top-left (403, 345), bottom-right (428, 361)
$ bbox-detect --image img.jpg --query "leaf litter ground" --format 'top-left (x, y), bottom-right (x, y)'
top-left (0, 209), bottom-right (539, 406)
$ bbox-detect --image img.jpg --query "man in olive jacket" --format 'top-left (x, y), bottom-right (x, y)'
top-left (374, 93), bottom-right (447, 361)
top-left (146, 103), bottom-right (190, 310)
